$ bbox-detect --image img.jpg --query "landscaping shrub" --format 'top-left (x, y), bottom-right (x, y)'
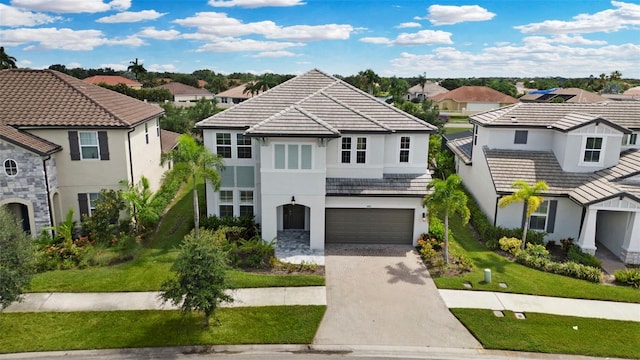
top-left (524, 243), bottom-right (550, 259)
top-left (515, 252), bottom-right (602, 283)
top-left (614, 268), bottom-right (640, 288)
top-left (567, 245), bottom-right (602, 269)
top-left (226, 237), bottom-right (274, 269)
top-left (485, 238), bottom-right (499, 250)
top-left (499, 237), bottom-right (522, 256)
top-left (201, 215), bottom-right (259, 241)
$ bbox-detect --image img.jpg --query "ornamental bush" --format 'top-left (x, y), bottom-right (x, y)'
top-left (614, 268), bottom-right (640, 288)
top-left (567, 245), bottom-right (602, 269)
top-left (499, 237), bottom-right (522, 256)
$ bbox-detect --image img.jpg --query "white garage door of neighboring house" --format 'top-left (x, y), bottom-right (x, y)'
top-left (325, 208), bottom-right (414, 245)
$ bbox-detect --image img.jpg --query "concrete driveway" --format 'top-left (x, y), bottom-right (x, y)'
top-left (313, 245), bottom-right (481, 348)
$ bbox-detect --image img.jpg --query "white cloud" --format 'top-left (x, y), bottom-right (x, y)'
top-left (0, 27), bottom-right (144, 50)
top-left (360, 30), bottom-right (453, 46)
top-left (10, 0), bottom-right (130, 13)
top-left (525, 34), bottom-right (608, 46)
top-left (0, 4), bottom-right (60, 26)
top-left (208, 0), bottom-right (305, 8)
top-left (515, 1), bottom-right (640, 34)
top-left (67, 61), bottom-right (82, 68)
top-left (174, 12), bottom-right (353, 41)
top-left (420, 5), bottom-right (496, 25)
top-left (136, 27), bottom-right (180, 40)
top-left (97, 10), bottom-right (166, 23)
top-left (396, 22), bottom-right (421, 29)
top-left (196, 38), bottom-right (304, 52)
top-left (148, 63), bottom-right (177, 72)
top-left (99, 62), bottom-right (128, 71)
top-left (18, 59), bottom-right (32, 66)
top-left (250, 50), bottom-right (298, 58)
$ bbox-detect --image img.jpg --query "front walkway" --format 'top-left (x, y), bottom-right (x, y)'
top-left (595, 241), bottom-right (627, 275)
top-left (275, 230), bottom-right (324, 265)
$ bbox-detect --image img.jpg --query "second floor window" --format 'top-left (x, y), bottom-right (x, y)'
top-left (341, 137), bottom-right (367, 164)
top-left (274, 144), bottom-right (312, 169)
top-left (399, 136), bottom-right (410, 162)
top-left (4, 159), bottom-right (17, 176)
top-left (622, 133), bottom-right (637, 146)
top-left (237, 134), bottom-right (252, 159)
top-left (216, 133), bottom-right (231, 158)
top-left (583, 137), bottom-right (603, 163)
top-left (79, 132), bottom-right (100, 159)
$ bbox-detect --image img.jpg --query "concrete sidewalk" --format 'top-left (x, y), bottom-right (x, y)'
top-left (3, 287), bottom-right (326, 312)
top-left (439, 289), bottom-right (640, 322)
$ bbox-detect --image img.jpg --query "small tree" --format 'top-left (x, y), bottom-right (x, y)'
top-left (81, 189), bottom-right (125, 244)
top-left (423, 174), bottom-right (470, 264)
top-left (0, 206), bottom-right (35, 309)
top-left (160, 229), bottom-right (233, 328)
top-left (498, 180), bottom-right (549, 250)
top-left (120, 176), bottom-right (160, 233)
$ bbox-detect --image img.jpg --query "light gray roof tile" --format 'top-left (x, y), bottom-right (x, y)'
top-left (326, 173), bottom-right (431, 197)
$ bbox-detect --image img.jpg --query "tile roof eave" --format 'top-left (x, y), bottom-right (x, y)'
top-left (325, 193), bottom-right (426, 198)
top-left (572, 192), bottom-right (640, 206)
top-left (0, 134), bottom-right (62, 156)
top-left (245, 133), bottom-right (340, 138)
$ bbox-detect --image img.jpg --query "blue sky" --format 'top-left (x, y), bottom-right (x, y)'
top-left (1, 0), bottom-right (639, 78)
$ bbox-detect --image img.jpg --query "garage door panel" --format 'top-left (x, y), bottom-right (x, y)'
top-left (325, 208), bottom-right (414, 244)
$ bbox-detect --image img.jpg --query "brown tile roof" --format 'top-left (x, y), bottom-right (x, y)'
top-left (83, 75), bottom-right (142, 87)
top-left (160, 129), bottom-right (180, 153)
top-left (0, 125), bottom-right (61, 155)
top-left (430, 86), bottom-right (518, 103)
top-left (623, 86), bottom-right (640, 96)
top-left (326, 174), bottom-right (431, 197)
top-left (214, 83), bottom-right (255, 99)
top-left (197, 69), bottom-right (435, 135)
top-left (407, 82), bottom-right (449, 97)
top-left (471, 102), bottom-right (640, 130)
top-left (0, 69), bottom-right (163, 128)
top-left (154, 82), bottom-right (212, 96)
top-left (520, 88), bottom-right (608, 103)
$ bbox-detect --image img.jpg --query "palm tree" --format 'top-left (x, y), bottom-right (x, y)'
top-left (416, 72), bottom-right (427, 100)
top-left (357, 69), bottom-right (380, 95)
top-left (242, 81), bottom-right (259, 96)
top-left (0, 47), bottom-right (17, 69)
top-left (498, 180), bottom-right (549, 249)
top-left (161, 134), bottom-right (223, 238)
top-left (388, 76), bottom-right (409, 103)
top-left (127, 58), bottom-right (146, 81)
top-left (423, 174), bottom-right (470, 264)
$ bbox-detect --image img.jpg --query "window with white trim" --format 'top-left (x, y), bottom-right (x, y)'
top-left (88, 193), bottom-right (100, 216)
top-left (237, 134), bottom-right (252, 159)
top-left (399, 136), bottom-right (410, 163)
top-left (274, 144), bottom-right (312, 169)
top-left (145, 122), bottom-right (149, 144)
top-left (622, 133), bottom-right (637, 146)
top-left (216, 133), bottom-right (231, 158)
top-left (583, 137), bottom-right (603, 163)
top-left (219, 190), bottom-right (233, 217)
top-left (356, 137), bottom-right (367, 163)
top-left (341, 138), bottom-right (351, 163)
top-left (529, 200), bottom-right (549, 231)
top-left (514, 130), bottom-right (528, 144)
top-left (79, 131), bottom-right (100, 159)
top-left (4, 159), bottom-right (17, 176)
top-left (239, 190), bottom-right (254, 217)
top-left (341, 137), bottom-right (366, 164)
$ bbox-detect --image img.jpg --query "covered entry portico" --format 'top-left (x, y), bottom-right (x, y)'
top-left (577, 196), bottom-right (640, 265)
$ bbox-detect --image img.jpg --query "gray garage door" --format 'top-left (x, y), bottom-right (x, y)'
top-left (325, 208), bottom-right (414, 245)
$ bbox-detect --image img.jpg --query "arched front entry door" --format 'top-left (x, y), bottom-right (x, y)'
top-left (6, 202), bottom-right (31, 234)
top-left (283, 204), bottom-right (305, 230)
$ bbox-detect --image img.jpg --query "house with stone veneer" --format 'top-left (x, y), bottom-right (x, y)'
top-left (446, 102), bottom-right (640, 264)
top-left (196, 69), bottom-right (435, 250)
top-left (0, 69), bottom-right (168, 234)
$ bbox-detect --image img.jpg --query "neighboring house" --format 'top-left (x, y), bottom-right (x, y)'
top-left (405, 81), bottom-right (448, 102)
top-left (196, 69), bottom-right (435, 250)
top-left (154, 82), bottom-right (214, 102)
top-left (0, 69), bottom-right (167, 234)
top-left (430, 86), bottom-right (518, 116)
top-left (214, 83), bottom-right (255, 109)
top-left (446, 102), bottom-right (640, 264)
top-left (83, 75), bottom-right (142, 89)
top-left (520, 88), bottom-right (608, 103)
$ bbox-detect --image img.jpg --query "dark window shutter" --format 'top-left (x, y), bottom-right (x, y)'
top-left (68, 131), bottom-right (80, 160)
top-left (514, 130), bottom-right (528, 144)
top-left (98, 131), bottom-right (109, 160)
top-left (546, 200), bottom-right (557, 233)
top-left (78, 193), bottom-right (89, 219)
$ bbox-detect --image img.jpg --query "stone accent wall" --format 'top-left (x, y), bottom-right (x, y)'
top-left (621, 249), bottom-right (640, 265)
top-left (45, 155), bottom-right (58, 190)
top-left (0, 141), bottom-right (52, 234)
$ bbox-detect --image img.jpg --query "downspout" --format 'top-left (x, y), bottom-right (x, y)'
top-left (42, 155), bottom-right (54, 233)
top-left (577, 206), bottom-right (587, 238)
top-left (493, 196), bottom-right (500, 227)
top-left (127, 127), bottom-right (136, 185)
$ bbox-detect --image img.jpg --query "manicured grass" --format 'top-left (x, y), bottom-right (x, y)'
top-left (434, 216), bottom-right (640, 303)
top-left (29, 180), bottom-right (324, 292)
top-left (451, 309), bottom-right (640, 359)
top-left (443, 126), bottom-right (472, 134)
top-left (0, 306), bottom-right (326, 353)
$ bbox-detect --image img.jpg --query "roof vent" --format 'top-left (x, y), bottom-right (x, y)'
top-left (510, 116), bottom-right (517, 123)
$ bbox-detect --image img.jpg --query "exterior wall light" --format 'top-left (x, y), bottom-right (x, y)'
top-left (291, 196), bottom-right (296, 206)
top-left (422, 212), bottom-right (426, 222)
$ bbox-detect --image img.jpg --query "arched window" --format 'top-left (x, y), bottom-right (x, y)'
top-left (4, 159), bottom-right (17, 176)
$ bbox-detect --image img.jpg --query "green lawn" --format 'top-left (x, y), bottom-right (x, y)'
top-left (435, 216), bottom-right (640, 303)
top-left (0, 306), bottom-right (326, 353)
top-left (29, 180), bottom-right (324, 292)
top-left (442, 126), bottom-right (472, 134)
top-left (452, 309), bottom-right (640, 359)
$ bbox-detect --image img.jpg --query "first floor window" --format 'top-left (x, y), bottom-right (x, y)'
top-left (583, 137), bottom-right (602, 163)
top-left (399, 136), bottom-right (410, 162)
top-left (219, 190), bottom-right (233, 217)
top-left (529, 200), bottom-right (549, 231)
top-left (216, 133), bottom-right (232, 158)
top-left (88, 193), bottom-right (100, 216)
top-left (3, 159), bottom-right (17, 176)
top-left (79, 131), bottom-right (99, 159)
top-left (145, 122), bottom-right (149, 144)
top-left (240, 190), bottom-right (254, 217)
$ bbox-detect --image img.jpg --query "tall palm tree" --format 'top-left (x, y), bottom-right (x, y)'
top-left (416, 72), bottom-right (427, 100)
top-left (423, 174), bottom-right (470, 264)
top-left (357, 69), bottom-right (380, 95)
top-left (161, 134), bottom-right (223, 238)
top-left (127, 58), bottom-right (146, 81)
top-left (0, 47), bottom-right (17, 69)
top-left (242, 81), bottom-right (259, 96)
top-left (498, 180), bottom-right (549, 249)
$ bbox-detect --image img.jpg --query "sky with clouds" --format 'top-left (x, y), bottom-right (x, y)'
top-left (1, 0), bottom-right (639, 78)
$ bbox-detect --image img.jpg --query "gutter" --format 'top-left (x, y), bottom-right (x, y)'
top-left (42, 155), bottom-right (55, 232)
top-left (493, 196), bottom-right (500, 227)
top-left (127, 127), bottom-right (136, 185)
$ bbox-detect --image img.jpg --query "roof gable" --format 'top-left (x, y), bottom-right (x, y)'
top-left (0, 125), bottom-right (61, 155)
top-left (83, 75), bottom-right (141, 87)
top-left (431, 86), bottom-right (517, 103)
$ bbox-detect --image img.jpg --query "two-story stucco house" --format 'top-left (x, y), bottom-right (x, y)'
top-left (447, 102), bottom-right (640, 264)
top-left (0, 69), bottom-right (167, 234)
top-left (196, 69), bottom-right (435, 250)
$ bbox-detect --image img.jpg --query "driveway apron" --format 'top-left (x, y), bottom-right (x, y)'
top-left (313, 245), bottom-right (481, 348)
